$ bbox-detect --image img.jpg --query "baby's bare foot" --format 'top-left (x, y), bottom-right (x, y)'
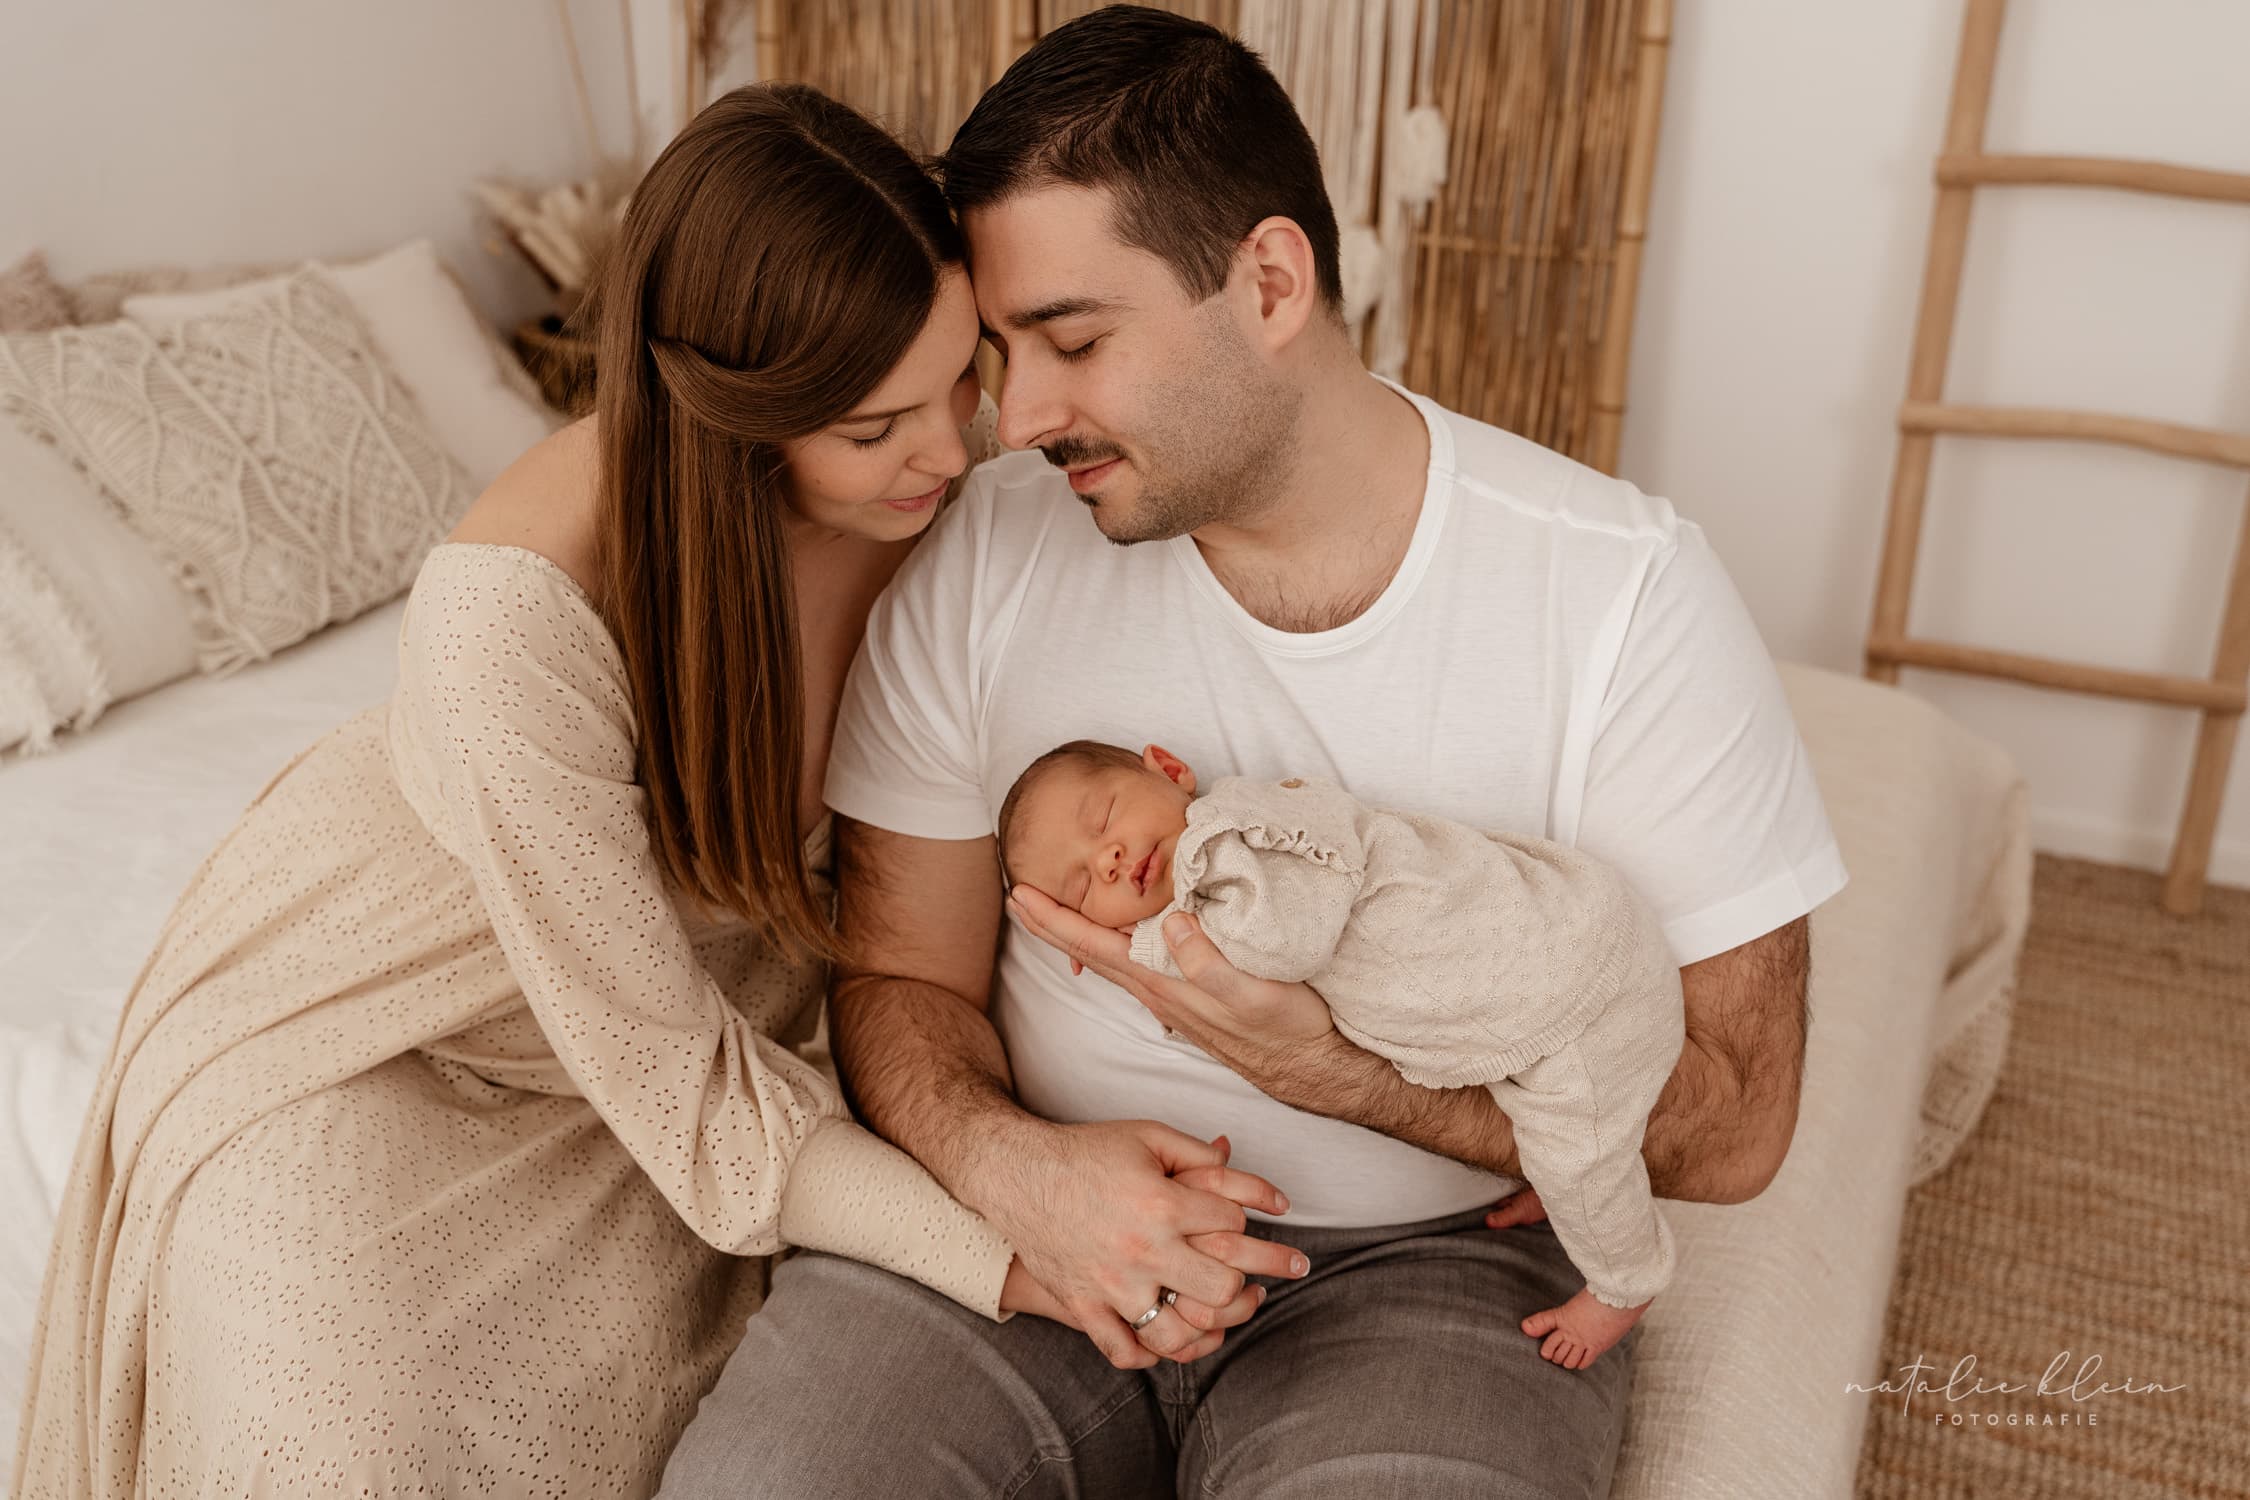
top-left (1520, 1286), bottom-right (1648, 1370)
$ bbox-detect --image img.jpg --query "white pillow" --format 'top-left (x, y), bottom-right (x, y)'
top-left (0, 422), bottom-right (197, 751)
top-left (124, 240), bottom-right (561, 491)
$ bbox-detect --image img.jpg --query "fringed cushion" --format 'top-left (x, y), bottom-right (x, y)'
top-left (0, 267), bottom-right (473, 674)
top-left (0, 521), bottom-right (108, 753)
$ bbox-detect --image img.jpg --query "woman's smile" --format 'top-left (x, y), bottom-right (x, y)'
top-left (883, 477), bottom-right (947, 512)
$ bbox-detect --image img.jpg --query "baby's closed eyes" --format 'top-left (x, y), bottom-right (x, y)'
top-left (1060, 796), bottom-right (1117, 910)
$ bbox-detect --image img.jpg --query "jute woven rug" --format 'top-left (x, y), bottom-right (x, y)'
top-left (1853, 854), bottom-right (2250, 1498)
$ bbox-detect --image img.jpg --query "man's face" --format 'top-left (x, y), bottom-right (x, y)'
top-left (963, 183), bottom-right (1301, 543)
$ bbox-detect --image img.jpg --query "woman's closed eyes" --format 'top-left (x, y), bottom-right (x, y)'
top-left (843, 361), bottom-right (980, 450)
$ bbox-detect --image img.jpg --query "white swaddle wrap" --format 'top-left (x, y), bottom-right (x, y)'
top-left (1128, 774), bottom-right (1685, 1308)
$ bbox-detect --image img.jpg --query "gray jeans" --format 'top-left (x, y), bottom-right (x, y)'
top-left (656, 1206), bottom-right (1634, 1498)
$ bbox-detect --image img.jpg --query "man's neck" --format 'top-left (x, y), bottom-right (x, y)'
top-left (1189, 369), bottom-right (1432, 633)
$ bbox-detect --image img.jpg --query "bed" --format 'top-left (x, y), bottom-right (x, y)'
top-left (0, 620), bottom-right (2030, 1497)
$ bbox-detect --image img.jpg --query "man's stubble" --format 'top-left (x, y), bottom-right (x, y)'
top-left (1088, 310), bottom-right (1303, 547)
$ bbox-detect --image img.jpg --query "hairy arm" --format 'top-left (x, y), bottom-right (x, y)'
top-left (1019, 893), bottom-right (1813, 1207)
top-left (1637, 915), bottom-right (1811, 1203)
top-left (825, 815), bottom-right (1041, 1204)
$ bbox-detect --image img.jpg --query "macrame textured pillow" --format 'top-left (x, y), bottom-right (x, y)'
top-left (0, 267), bottom-right (472, 672)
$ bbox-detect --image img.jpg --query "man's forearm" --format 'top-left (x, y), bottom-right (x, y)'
top-left (1640, 917), bottom-right (1812, 1204)
top-left (1282, 918), bottom-right (1812, 1204)
top-left (1259, 1025), bottom-right (1768, 1203)
top-left (829, 973), bottom-right (1043, 1209)
top-left (1637, 1032), bottom-right (1795, 1204)
top-left (1260, 1031), bottom-right (1523, 1179)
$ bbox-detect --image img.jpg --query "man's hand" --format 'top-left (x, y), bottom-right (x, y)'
top-left (1005, 886), bottom-right (1337, 1083)
top-left (1008, 883), bottom-right (1525, 1177)
top-left (981, 1119), bottom-right (1309, 1369)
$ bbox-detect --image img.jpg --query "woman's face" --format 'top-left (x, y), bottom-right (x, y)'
top-left (780, 266), bottom-right (984, 542)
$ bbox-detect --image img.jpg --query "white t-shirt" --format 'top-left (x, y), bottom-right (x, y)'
top-left (823, 379), bottom-right (1849, 1229)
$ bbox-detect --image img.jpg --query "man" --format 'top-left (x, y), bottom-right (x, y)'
top-left (663, 7), bottom-right (1846, 1495)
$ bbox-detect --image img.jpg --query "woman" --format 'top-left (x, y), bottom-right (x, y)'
top-left (12, 85), bottom-right (1274, 1498)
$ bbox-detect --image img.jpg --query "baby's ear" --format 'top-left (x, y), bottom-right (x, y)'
top-left (1144, 742), bottom-right (1196, 794)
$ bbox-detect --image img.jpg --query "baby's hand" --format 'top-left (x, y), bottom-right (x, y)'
top-left (1520, 1286), bottom-right (1648, 1370)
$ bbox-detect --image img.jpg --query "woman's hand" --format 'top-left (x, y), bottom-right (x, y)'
top-left (1005, 885), bottom-right (1338, 1089)
top-left (999, 1255), bottom-right (1072, 1321)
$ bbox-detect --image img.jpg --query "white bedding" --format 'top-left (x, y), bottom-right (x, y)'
top-left (0, 598), bottom-right (407, 1463)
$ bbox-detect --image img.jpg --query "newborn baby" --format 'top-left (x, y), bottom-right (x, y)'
top-left (996, 739), bottom-right (1688, 1369)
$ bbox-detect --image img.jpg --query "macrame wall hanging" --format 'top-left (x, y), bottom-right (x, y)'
top-left (723, 0), bottom-right (1669, 474)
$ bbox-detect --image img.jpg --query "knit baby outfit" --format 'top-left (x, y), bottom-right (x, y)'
top-left (1127, 774), bottom-right (1685, 1310)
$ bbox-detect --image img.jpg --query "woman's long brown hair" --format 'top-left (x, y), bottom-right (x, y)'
top-left (588, 83), bottom-right (962, 965)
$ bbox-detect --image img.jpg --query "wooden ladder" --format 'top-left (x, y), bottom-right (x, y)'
top-left (1865, 0), bottom-right (2250, 916)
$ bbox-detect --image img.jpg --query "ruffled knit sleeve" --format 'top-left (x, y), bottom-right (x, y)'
top-left (1131, 775), bottom-right (1368, 983)
top-left (390, 544), bottom-right (1014, 1318)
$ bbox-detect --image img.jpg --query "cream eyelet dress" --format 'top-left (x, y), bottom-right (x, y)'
top-left (11, 541), bottom-right (1014, 1499)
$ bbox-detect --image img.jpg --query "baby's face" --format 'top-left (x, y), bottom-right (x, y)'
top-left (1009, 756), bottom-right (1194, 928)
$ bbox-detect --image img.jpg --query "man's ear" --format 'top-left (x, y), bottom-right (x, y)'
top-left (1143, 743), bottom-right (1197, 795)
top-left (1236, 215), bottom-right (1321, 354)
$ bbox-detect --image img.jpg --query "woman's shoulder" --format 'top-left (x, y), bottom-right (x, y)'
top-left (402, 417), bottom-right (626, 715)
top-left (441, 415), bottom-right (603, 600)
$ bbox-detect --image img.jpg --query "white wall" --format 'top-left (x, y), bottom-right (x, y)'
top-left (1619, 0), bottom-right (2250, 887)
top-left (0, 0), bottom-right (657, 327)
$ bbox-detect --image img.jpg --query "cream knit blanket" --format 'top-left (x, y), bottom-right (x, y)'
top-left (1127, 774), bottom-right (1685, 1308)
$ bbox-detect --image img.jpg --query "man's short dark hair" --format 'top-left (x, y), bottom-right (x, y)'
top-left (940, 4), bottom-right (1343, 313)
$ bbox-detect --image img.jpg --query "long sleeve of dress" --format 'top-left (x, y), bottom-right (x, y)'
top-left (391, 545), bottom-right (1014, 1318)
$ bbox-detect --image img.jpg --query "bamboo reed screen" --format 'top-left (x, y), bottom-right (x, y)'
top-left (752, 0), bottom-right (999, 155)
top-left (1405, 1), bottom-right (1657, 469)
top-left (1039, 1), bottom-right (1236, 32)
top-left (752, 0), bottom-right (1667, 473)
